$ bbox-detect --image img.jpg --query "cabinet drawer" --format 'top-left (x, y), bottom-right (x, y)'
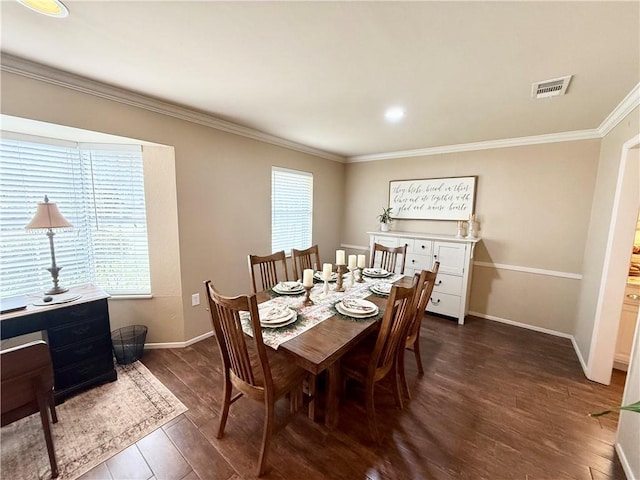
top-left (54, 352), bottom-right (114, 390)
top-left (373, 235), bottom-right (399, 248)
top-left (407, 239), bottom-right (433, 256)
top-left (427, 291), bottom-right (461, 318)
top-left (51, 334), bottom-right (112, 367)
top-left (48, 316), bottom-right (109, 347)
top-left (434, 273), bottom-right (463, 296)
top-left (406, 253), bottom-right (433, 271)
top-left (49, 299), bottom-right (107, 325)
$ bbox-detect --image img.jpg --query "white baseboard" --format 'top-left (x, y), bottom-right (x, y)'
top-left (145, 330), bottom-right (214, 350)
top-left (469, 311), bottom-right (589, 377)
top-left (615, 442), bottom-right (637, 480)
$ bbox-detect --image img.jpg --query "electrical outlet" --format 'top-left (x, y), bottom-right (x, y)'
top-left (191, 293), bottom-right (200, 306)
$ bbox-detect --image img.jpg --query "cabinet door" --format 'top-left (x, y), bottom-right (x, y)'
top-left (433, 242), bottom-right (466, 275)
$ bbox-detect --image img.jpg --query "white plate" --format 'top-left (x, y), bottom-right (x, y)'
top-left (336, 302), bottom-right (379, 318)
top-left (314, 271), bottom-right (339, 282)
top-left (273, 282), bottom-right (304, 294)
top-left (261, 311), bottom-right (298, 328)
top-left (258, 304), bottom-right (293, 323)
top-left (371, 282), bottom-right (393, 295)
top-left (340, 298), bottom-right (378, 315)
top-left (363, 268), bottom-right (391, 278)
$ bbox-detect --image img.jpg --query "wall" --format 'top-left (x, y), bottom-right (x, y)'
top-left (574, 107), bottom-right (640, 370)
top-left (1, 71), bottom-right (345, 343)
top-left (343, 140), bottom-right (600, 333)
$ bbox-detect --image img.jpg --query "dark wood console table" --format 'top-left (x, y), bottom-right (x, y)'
top-left (0, 284), bottom-right (117, 403)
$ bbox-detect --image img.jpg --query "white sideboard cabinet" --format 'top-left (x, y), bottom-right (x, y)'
top-left (368, 231), bottom-right (480, 325)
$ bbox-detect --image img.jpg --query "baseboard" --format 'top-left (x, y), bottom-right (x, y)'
top-left (469, 311), bottom-right (589, 376)
top-left (144, 330), bottom-right (214, 350)
top-left (615, 442), bottom-right (637, 480)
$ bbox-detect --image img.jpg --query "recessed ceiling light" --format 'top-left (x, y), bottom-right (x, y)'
top-left (384, 107), bottom-right (405, 123)
top-left (16, 0), bottom-right (69, 18)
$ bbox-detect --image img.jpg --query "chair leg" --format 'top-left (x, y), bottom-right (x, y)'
top-left (365, 381), bottom-right (380, 445)
top-left (37, 391), bottom-right (58, 478)
top-left (257, 401), bottom-right (275, 477)
top-left (399, 346), bottom-right (410, 400)
top-left (306, 374), bottom-right (317, 421)
top-left (413, 337), bottom-right (424, 375)
top-left (216, 375), bottom-right (232, 439)
top-left (49, 391), bottom-right (58, 423)
top-left (391, 361), bottom-right (404, 410)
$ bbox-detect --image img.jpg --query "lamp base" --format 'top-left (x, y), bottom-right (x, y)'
top-left (46, 285), bottom-right (68, 295)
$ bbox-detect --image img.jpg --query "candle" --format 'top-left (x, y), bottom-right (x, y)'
top-left (322, 263), bottom-right (333, 280)
top-left (336, 249), bottom-right (346, 265)
top-left (357, 254), bottom-right (366, 269)
top-left (302, 269), bottom-right (314, 287)
top-left (348, 254), bottom-right (357, 269)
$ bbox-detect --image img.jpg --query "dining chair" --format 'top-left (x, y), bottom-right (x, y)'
top-left (369, 242), bottom-right (407, 274)
top-left (248, 250), bottom-right (289, 294)
top-left (1, 340), bottom-right (59, 478)
top-left (340, 282), bottom-right (417, 443)
top-left (399, 263), bottom-right (440, 399)
top-left (204, 281), bottom-right (307, 477)
top-left (291, 245), bottom-right (321, 281)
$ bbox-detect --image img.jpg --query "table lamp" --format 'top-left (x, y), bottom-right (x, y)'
top-left (25, 195), bottom-right (73, 295)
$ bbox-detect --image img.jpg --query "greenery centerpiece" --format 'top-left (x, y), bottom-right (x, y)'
top-left (378, 207), bottom-right (393, 232)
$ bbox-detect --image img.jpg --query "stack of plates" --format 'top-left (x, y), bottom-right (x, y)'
top-left (336, 298), bottom-right (379, 318)
top-left (314, 271), bottom-right (339, 282)
top-left (362, 268), bottom-right (391, 278)
top-left (370, 282), bottom-right (393, 296)
top-left (273, 281), bottom-right (305, 295)
top-left (258, 304), bottom-right (297, 328)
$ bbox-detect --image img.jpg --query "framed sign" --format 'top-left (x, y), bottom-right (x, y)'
top-left (388, 176), bottom-right (477, 221)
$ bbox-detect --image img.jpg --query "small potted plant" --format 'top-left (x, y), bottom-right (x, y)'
top-left (378, 207), bottom-right (393, 232)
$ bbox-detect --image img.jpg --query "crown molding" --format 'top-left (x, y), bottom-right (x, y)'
top-left (0, 53), bottom-right (345, 163)
top-left (347, 129), bottom-right (602, 163)
top-left (597, 82), bottom-right (640, 137)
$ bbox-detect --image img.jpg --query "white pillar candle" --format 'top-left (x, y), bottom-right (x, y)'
top-left (302, 269), bottom-right (314, 287)
top-left (357, 254), bottom-right (366, 268)
top-left (348, 254), bottom-right (357, 269)
top-left (322, 263), bottom-right (333, 280)
top-left (336, 249), bottom-right (346, 265)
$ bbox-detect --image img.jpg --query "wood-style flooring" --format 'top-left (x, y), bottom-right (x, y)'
top-left (78, 315), bottom-right (627, 480)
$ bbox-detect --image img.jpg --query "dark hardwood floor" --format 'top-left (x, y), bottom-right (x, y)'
top-left (78, 315), bottom-right (627, 480)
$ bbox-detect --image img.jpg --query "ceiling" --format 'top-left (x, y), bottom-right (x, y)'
top-left (1, 1), bottom-right (639, 160)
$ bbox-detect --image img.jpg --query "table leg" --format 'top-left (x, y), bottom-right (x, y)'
top-left (325, 361), bottom-right (341, 428)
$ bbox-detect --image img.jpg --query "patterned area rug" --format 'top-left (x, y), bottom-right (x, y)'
top-left (1, 361), bottom-right (187, 480)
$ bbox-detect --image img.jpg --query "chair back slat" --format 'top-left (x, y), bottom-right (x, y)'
top-left (406, 263), bottom-right (440, 346)
top-left (291, 245), bottom-right (321, 280)
top-left (370, 243), bottom-right (407, 274)
top-left (248, 251), bottom-right (289, 293)
top-left (369, 283), bottom-right (416, 382)
top-left (205, 281), bottom-right (271, 393)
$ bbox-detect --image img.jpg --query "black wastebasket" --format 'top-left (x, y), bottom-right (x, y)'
top-left (111, 325), bottom-right (148, 365)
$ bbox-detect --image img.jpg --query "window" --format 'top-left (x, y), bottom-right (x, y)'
top-left (0, 133), bottom-right (151, 296)
top-left (271, 167), bottom-right (313, 256)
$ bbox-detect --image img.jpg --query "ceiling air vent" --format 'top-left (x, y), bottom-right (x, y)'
top-left (531, 75), bottom-right (572, 99)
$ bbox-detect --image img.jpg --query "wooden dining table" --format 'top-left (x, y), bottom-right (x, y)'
top-left (255, 275), bottom-right (412, 428)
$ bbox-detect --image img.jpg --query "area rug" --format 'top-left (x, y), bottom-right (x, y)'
top-left (1, 361), bottom-right (188, 480)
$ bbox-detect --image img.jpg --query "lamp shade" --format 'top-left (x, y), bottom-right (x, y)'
top-left (25, 195), bottom-right (72, 230)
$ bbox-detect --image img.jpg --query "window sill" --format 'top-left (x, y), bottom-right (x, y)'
top-left (108, 294), bottom-right (153, 300)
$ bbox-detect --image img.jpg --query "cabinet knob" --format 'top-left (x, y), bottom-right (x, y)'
top-left (421, 245), bottom-right (425, 249)
top-left (435, 280), bottom-right (442, 286)
top-left (430, 297), bottom-right (440, 305)
top-left (412, 259), bottom-right (416, 264)
top-left (434, 254), bottom-right (438, 259)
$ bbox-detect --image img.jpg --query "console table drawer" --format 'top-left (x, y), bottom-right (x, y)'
top-left (54, 352), bottom-right (114, 390)
top-left (51, 334), bottom-right (112, 367)
top-left (406, 253), bottom-right (433, 271)
top-left (47, 316), bottom-right (108, 347)
top-left (427, 291), bottom-right (461, 318)
top-left (434, 273), bottom-right (463, 296)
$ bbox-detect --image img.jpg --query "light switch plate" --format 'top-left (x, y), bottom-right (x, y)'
top-left (191, 293), bottom-right (200, 306)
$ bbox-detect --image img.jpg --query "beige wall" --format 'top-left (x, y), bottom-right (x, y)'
top-left (1, 71), bottom-right (344, 343)
top-left (343, 140), bottom-right (600, 333)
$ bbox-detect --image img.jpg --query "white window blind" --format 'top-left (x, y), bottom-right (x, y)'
top-left (271, 167), bottom-right (313, 256)
top-left (0, 134), bottom-right (151, 296)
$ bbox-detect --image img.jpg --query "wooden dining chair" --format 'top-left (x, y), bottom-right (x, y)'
top-left (204, 281), bottom-right (307, 476)
top-left (369, 242), bottom-right (407, 274)
top-left (248, 250), bottom-right (289, 294)
top-left (1, 340), bottom-right (59, 478)
top-left (341, 282), bottom-right (417, 443)
top-left (291, 245), bottom-right (321, 280)
top-left (399, 263), bottom-right (440, 399)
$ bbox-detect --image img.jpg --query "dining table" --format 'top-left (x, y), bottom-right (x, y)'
top-left (251, 271), bottom-right (412, 428)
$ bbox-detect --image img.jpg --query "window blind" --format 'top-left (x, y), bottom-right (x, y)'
top-left (271, 167), bottom-right (313, 256)
top-left (0, 134), bottom-right (150, 296)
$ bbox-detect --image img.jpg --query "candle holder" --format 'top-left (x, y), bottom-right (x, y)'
top-left (466, 220), bottom-right (478, 239)
top-left (303, 285), bottom-right (314, 306)
top-left (347, 267), bottom-right (355, 289)
top-left (335, 264), bottom-right (347, 292)
top-left (356, 267), bottom-right (365, 283)
top-left (322, 279), bottom-right (330, 296)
